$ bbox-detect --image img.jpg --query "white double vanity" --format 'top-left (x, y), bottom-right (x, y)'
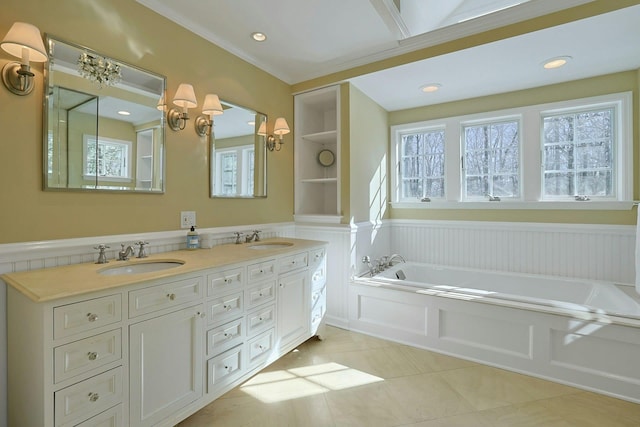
top-left (3, 238), bottom-right (327, 427)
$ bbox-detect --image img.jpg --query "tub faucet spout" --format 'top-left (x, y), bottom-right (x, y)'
top-left (387, 254), bottom-right (406, 267)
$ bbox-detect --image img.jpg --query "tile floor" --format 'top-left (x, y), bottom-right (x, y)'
top-left (178, 326), bottom-right (640, 426)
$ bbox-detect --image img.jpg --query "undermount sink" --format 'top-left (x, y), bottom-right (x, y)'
top-left (247, 242), bottom-right (294, 250)
top-left (98, 260), bottom-right (185, 276)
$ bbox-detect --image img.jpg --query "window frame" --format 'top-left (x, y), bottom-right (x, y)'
top-left (214, 144), bottom-right (255, 196)
top-left (460, 115), bottom-right (522, 201)
top-left (82, 135), bottom-right (133, 182)
top-left (390, 92), bottom-right (633, 210)
top-left (394, 124), bottom-right (447, 202)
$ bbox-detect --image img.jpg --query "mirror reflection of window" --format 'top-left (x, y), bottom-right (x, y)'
top-left (215, 144), bottom-right (254, 196)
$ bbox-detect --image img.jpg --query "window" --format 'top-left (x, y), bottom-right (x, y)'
top-left (463, 119), bottom-right (520, 199)
top-left (542, 107), bottom-right (615, 199)
top-left (390, 92), bottom-right (632, 209)
top-left (83, 135), bottom-right (132, 181)
top-left (398, 128), bottom-right (445, 200)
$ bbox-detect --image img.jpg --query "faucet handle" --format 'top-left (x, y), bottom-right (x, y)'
top-left (233, 232), bottom-right (244, 244)
top-left (94, 244), bottom-right (110, 264)
top-left (253, 230), bottom-right (262, 241)
top-left (135, 241), bottom-right (149, 258)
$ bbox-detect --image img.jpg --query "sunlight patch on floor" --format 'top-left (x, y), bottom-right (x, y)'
top-left (240, 362), bottom-right (384, 403)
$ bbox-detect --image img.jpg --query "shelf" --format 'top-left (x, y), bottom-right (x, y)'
top-left (300, 178), bottom-right (337, 184)
top-left (301, 130), bottom-right (337, 144)
top-left (294, 214), bottom-right (343, 224)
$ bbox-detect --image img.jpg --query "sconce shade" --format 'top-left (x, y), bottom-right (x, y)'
top-left (156, 92), bottom-right (166, 111)
top-left (202, 94), bottom-right (223, 116)
top-left (257, 121), bottom-right (267, 136)
top-left (1, 22), bottom-right (47, 63)
top-left (273, 117), bottom-right (290, 136)
top-left (172, 83), bottom-right (197, 109)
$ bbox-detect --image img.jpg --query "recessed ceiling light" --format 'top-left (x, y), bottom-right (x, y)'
top-left (117, 110), bottom-right (131, 116)
top-left (420, 83), bottom-right (441, 93)
top-left (251, 32), bottom-right (267, 42)
top-left (543, 56), bottom-right (572, 69)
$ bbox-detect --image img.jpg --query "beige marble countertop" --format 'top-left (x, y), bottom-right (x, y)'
top-left (2, 238), bottom-right (326, 303)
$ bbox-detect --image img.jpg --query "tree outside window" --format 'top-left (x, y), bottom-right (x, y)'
top-left (463, 120), bottom-right (519, 199)
top-left (400, 129), bottom-right (445, 200)
top-left (542, 108), bottom-right (614, 199)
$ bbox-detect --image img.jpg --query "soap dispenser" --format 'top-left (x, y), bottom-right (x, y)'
top-left (186, 225), bottom-right (199, 250)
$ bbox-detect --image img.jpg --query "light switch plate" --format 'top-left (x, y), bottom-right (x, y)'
top-left (181, 211), bottom-right (196, 229)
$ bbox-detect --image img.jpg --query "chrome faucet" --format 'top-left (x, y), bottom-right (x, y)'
top-left (245, 230), bottom-right (261, 243)
top-left (118, 244), bottom-right (136, 261)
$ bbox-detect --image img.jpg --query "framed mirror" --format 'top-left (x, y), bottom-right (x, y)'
top-left (210, 101), bottom-right (267, 198)
top-left (44, 36), bottom-right (166, 193)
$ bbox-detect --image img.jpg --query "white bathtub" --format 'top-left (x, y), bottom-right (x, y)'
top-left (370, 263), bottom-right (640, 320)
top-left (349, 262), bottom-right (640, 403)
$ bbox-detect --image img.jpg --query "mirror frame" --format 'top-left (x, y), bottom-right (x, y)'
top-left (209, 101), bottom-right (267, 199)
top-left (43, 35), bottom-right (166, 193)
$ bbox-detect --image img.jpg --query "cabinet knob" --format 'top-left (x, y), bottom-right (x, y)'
top-left (167, 293), bottom-right (176, 300)
top-left (86, 313), bottom-right (99, 322)
top-left (87, 351), bottom-right (98, 361)
top-left (196, 311), bottom-right (205, 318)
top-left (88, 392), bottom-right (99, 402)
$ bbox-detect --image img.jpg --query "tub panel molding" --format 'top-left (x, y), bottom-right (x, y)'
top-left (348, 280), bottom-right (640, 404)
top-left (349, 285), bottom-right (429, 346)
top-left (438, 308), bottom-right (534, 359)
top-left (389, 219), bottom-right (634, 283)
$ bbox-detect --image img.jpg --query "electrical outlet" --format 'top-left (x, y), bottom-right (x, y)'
top-left (181, 211), bottom-right (196, 229)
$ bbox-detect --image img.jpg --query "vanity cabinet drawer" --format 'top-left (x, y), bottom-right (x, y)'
top-left (247, 328), bottom-right (275, 369)
top-left (247, 259), bottom-right (276, 283)
top-left (207, 267), bottom-right (245, 297)
top-left (207, 318), bottom-right (245, 357)
top-left (206, 291), bottom-right (243, 325)
top-left (246, 304), bottom-right (275, 337)
top-left (54, 329), bottom-right (122, 383)
top-left (311, 263), bottom-right (327, 287)
top-left (75, 404), bottom-right (122, 427)
top-left (245, 280), bottom-right (276, 310)
top-left (309, 247), bottom-right (326, 267)
top-left (129, 276), bottom-right (204, 318)
top-left (279, 252), bottom-right (308, 274)
top-left (54, 295), bottom-right (122, 340)
top-left (207, 345), bottom-right (244, 393)
top-left (54, 367), bottom-right (123, 427)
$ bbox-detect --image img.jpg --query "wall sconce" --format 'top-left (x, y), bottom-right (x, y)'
top-left (167, 83), bottom-right (197, 131)
top-left (257, 120), bottom-right (267, 138)
top-left (266, 117), bottom-right (290, 151)
top-left (1, 22), bottom-right (47, 96)
top-left (195, 94), bottom-right (223, 137)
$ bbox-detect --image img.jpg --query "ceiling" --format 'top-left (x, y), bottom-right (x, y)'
top-left (136, 0), bottom-right (640, 112)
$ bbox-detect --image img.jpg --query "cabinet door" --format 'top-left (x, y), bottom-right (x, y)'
top-left (129, 305), bottom-right (204, 427)
top-left (277, 270), bottom-right (310, 350)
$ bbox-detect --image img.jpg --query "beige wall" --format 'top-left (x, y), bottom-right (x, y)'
top-left (388, 71), bottom-right (639, 225)
top-left (0, 0), bottom-right (293, 244)
top-left (348, 84), bottom-right (390, 223)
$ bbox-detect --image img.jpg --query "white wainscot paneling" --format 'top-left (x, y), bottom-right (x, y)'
top-left (390, 220), bottom-right (635, 283)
